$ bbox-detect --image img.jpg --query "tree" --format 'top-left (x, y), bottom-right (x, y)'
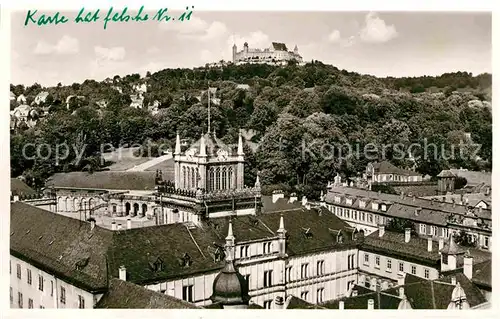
top-left (386, 217), bottom-right (417, 235)
top-left (453, 230), bottom-right (476, 247)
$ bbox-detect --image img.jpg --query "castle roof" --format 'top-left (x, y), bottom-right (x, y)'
top-left (210, 260), bottom-right (250, 305)
top-left (370, 161), bottom-right (421, 176)
top-left (272, 42), bottom-right (288, 51)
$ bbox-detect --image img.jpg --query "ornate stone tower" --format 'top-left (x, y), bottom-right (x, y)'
top-left (173, 131), bottom-right (245, 193)
top-left (232, 43), bottom-right (237, 63)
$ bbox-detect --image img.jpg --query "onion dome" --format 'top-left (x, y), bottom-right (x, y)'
top-left (210, 260), bottom-right (250, 305)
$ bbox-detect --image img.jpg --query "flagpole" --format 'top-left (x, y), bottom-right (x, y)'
top-left (208, 86), bottom-right (211, 134)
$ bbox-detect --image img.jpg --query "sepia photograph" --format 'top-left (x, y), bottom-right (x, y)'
top-left (8, 6), bottom-right (492, 311)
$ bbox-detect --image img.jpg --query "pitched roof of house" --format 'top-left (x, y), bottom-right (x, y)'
top-left (11, 203), bottom-right (357, 291)
top-left (471, 259), bottom-right (491, 289)
top-left (96, 278), bottom-right (199, 308)
top-left (286, 296), bottom-right (324, 309)
top-left (370, 161), bottom-right (421, 176)
top-left (47, 171), bottom-right (159, 191)
top-left (448, 169), bottom-right (491, 187)
top-left (261, 195), bottom-right (302, 213)
top-left (321, 287), bottom-right (402, 309)
top-left (10, 202), bottom-right (112, 292)
top-left (361, 229), bottom-right (491, 266)
top-left (437, 170), bottom-right (457, 178)
top-left (272, 42), bottom-right (288, 51)
top-left (11, 178), bottom-right (37, 197)
top-left (383, 272), bottom-right (487, 309)
top-left (326, 186), bottom-right (491, 222)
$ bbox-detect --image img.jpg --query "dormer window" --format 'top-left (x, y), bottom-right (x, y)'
top-left (335, 196), bottom-right (341, 203)
top-left (381, 204), bottom-right (387, 212)
top-left (359, 200), bottom-right (366, 208)
top-left (372, 202), bottom-right (379, 210)
top-left (346, 197), bottom-right (353, 205)
top-left (149, 257), bottom-right (164, 272)
top-left (302, 227), bottom-right (313, 239)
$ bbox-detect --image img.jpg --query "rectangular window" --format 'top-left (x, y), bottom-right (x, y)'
top-left (485, 237), bottom-right (489, 248)
top-left (361, 212), bottom-right (365, 221)
top-left (442, 254), bottom-right (448, 265)
top-left (353, 211), bottom-right (357, 220)
top-left (27, 269), bottom-right (32, 285)
top-left (420, 224), bottom-right (426, 234)
top-left (113, 205), bottom-right (117, 213)
top-left (10, 287), bottom-right (13, 304)
top-left (300, 291), bottom-right (309, 301)
top-left (424, 269), bottom-right (430, 279)
top-left (51, 280), bottom-right (53, 296)
top-left (430, 226), bottom-right (437, 236)
top-left (28, 298), bottom-right (33, 309)
top-left (17, 264), bottom-right (21, 279)
top-left (317, 288), bottom-right (324, 303)
top-left (368, 214), bottom-right (373, 223)
top-left (263, 300), bottom-right (272, 309)
top-left (301, 263), bottom-right (309, 279)
top-left (78, 295), bottom-right (85, 309)
top-left (317, 260), bottom-right (325, 276)
top-left (60, 287), bottom-right (66, 304)
top-left (182, 285), bottom-right (193, 302)
top-left (411, 265), bottom-right (417, 275)
top-left (375, 215), bottom-right (380, 224)
top-left (38, 275), bottom-right (44, 291)
top-left (375, 256), bottom-right (380, 267)
top-left (364, 253), bottom-right (369, 264)
top-left (262, 242), bottom-right (272, 254)
top-left (347, 254), bottom-right (355, 270)
top-left (387, 259), bottom-right (392, 271)
top-left (263, 270), bottom-right (273, 287)
top-left (18, 292), bottom-right (23, 308)
top-left (399, 262), bottom-right (404, 272)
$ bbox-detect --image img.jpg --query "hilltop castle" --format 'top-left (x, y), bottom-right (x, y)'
top-left (232, 42), bottom-right (303, 65)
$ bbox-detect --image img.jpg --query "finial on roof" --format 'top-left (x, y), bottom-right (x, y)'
top-left (237, 130), bottom-right (244, 156)
top-left (174, 132), bottom-right (181, 155)
top-left (226, 221), bottom-right (235, 241)
top-left (278, 214), bottom-right (285, 233)
top-left (199, 132), bottom-right (207, 157)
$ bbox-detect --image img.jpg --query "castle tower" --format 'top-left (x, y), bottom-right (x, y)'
top-left (294, 45), bottom-right (298, 54)
top-left (243, 42), bottom-right (249, 53)
top-left (210, 221), bottom-right (250, 308)
top-left (232, 43), bottom-right (237, 63)
top-left (173, 129), bottom-right (245, 193)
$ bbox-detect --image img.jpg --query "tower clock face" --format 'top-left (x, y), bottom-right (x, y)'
top-left (217, 149), bottom-right (228, 161)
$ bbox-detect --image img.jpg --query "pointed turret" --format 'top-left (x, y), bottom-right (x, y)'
top-left (237, 130), bottom-right (244, 156)
top-left (277, 214), bottom-right (287, 256)
top-left (254, 174), bottom-right (261, 189)
top-left (174, 132), bottom-right (181, 155)
top-left (277, 214), bottom-right (285, 234)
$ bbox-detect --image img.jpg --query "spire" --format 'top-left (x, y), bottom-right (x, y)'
top-left (277, 214), bottom-right (285, 233)
top-left (226, 221), bottom-right (235, 241)
top-left (174, 132), bottom-right (181, 155)
top-left (441, 234), bottom-right (465, 255)
top-left (199, 132), bottom-right (206, 157)
top-left (225, 221), bottom-right (235, 262)
top-left (254, 174), bottom-right (260, 189)
top-left (237, 130), bottom-right (244, 156)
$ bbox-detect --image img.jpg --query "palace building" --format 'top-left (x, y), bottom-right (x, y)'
top-left (232, 42), bottom-right (303, 65)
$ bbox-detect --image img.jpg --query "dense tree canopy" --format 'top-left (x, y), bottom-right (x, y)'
top-left (10, 63), bottom-right (492, 198)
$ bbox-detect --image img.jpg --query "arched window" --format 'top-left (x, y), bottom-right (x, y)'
top-left (209, 167), bottom-right (215, 192)
top-left (125, 202), bottom-right (131, 215)
top-left (195, 168), bottom-right (199, 188)
top-left (228, 167), bottom-right (233, 189)
top-left (215, 167), bottom-right (221, 190)
top-left (183, 166), bottom-right (186, 189)
top-left (222, 167), bottom-right (227, 190)
top-left (142, 204), bottom-right (148, 216)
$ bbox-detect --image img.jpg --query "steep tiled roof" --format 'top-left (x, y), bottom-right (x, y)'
top-left (361, 230), bottom-right (441, 265)
top-left (371, 161), bottom-right (421, 176)
top-left (321, 290), bottom-right (402, 309)
top-left (437, 170), bottom-right (456, 178)
top-left (96, 278), bottom-right (199, 308)
top-left (47, 171), bottom-right (159, 191)
top-left (286, 296), bottom-right (324, 309)
top-left (383, 273), bottom-right (487, 309)
top-left (261, 195), bottom-right (302, 213)
top-left (471, 259), bottom-right (491, 289)
top-left (10, 202), bottom-right (112, 292)
top-left (326, 186), bottom-right (491, 221)
top-left (272, 42), bottom-right (288, 51)
top-left (11, 203), bottom-right (357, 290)
top-left (11, 178), bottom-right (37, 197)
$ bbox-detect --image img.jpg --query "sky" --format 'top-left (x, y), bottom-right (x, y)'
top-left (11, 10), bottom-right (492, 86)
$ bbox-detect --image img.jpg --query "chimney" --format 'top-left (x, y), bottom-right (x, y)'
top-left (289, 193), bottom-right (298, 203)
top-left (352, 290), bottom-right (358, 297)
top-left (13, 195), bottom-right (19, 202)
top-left (119, 265), bottom-right (126, 281)
top-left (117, 223), bottom-right (122, 230)
top-left (127, 218), bottom-right (132, 229)
top-left (404, 228), bottom-right (411, 243)
top-left (479, 206), bottom-right (483, 214)
top-left (111, 221), bottom-right (117, 231)
top-left (439, 238), bottom-right (444, 250)
top-left (399, 287), bottom-right (404, 298)
top-left (272, 190), bottom-right (284, 203)
top-left (400, 191), bottom-right (404, 199)
top-left (451, 276), bottom-right (456, 285)
top-left (274, 296), bottom-right (284, 309)
top-left (378, 224), bottom-right (385, 237)
top-left (367, 299), bottom-right (374, 310)
top-left (463, 254), bottom-right (473, 280)
top-left (339, 301), bottom-right (344, 310)
top-left (412, 195), bottom-right (416, 202)
top-left (427, 237), bottom-right (432, 252)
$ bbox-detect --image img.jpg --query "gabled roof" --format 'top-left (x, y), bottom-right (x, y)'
top-left (272, 42), bottom-right (288, 51)
top-left (47, 171), bottom-right (163, 191)
top-left (321, 288), bottom-right (402, 309)
top-left (10, 202), bottom-right (112, 292)
top-left (440, 235), bottom-right (465, 255)
top-left (96, 278), bottom-right (199, 308)
top-left (11, 178), bottom-right (37, 197)
top-left (286, 295), bottom-right (324, 309)
top-left (261, 195), bottom-right (302, 213)
top-left (471, 259), bottom-right (491, 289)
top-left (437, 170), bottom-right (456, 178)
